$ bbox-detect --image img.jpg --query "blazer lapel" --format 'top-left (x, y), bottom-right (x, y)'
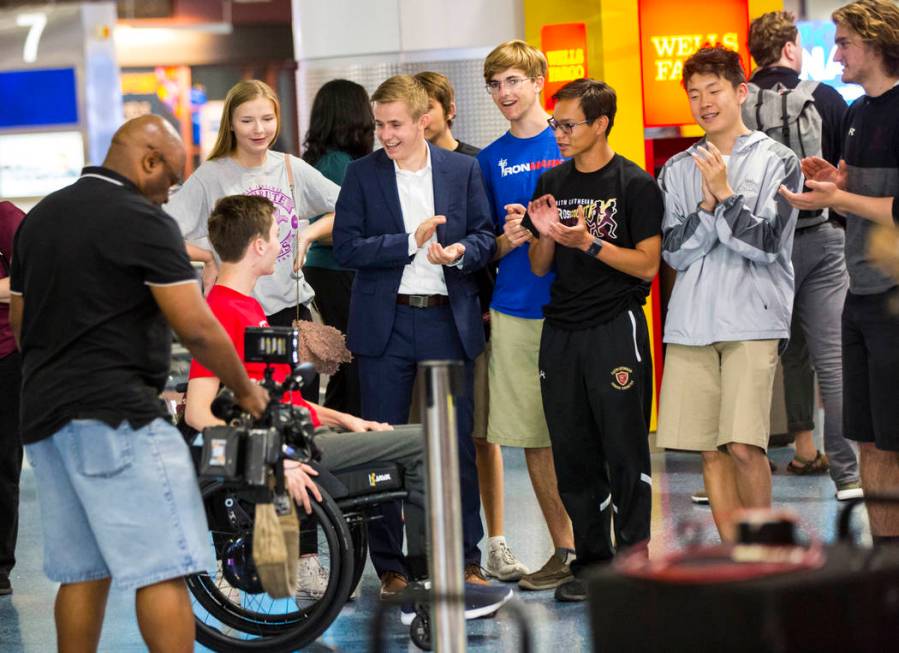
top-left (375, 152), bottom-right (406, 233)
top-left (430, 144), bottom-right (451, 244)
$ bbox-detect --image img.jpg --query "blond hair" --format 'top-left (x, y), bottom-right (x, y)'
top-left (833, 0), bottom-right (899, 76)
top-left (749, 11), bottom-right (799, 68)
top-left (208, 79), bottom-right (281, 161)
top-left (371, 75), bottom-right (430, 119)
top-left (483, 39), bottom-right (547, 83)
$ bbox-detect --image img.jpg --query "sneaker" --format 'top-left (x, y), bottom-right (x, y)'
top-left (400, 580), bottom-right (513, 625)
top-left (0, 575), bottom-right (10, 596)
top-left (295, 555), bottom-right (329, 601)
top-left (518, 551), bottom-right (573, 591)
top-left (485, 538), bottom-right (529, 581)
top-left (690, 490), bottom-right (710, 505)
top-left (554, 577), bottom-right (587, 602)
top-left (379, 570), bottom-right (409, 600)
top-left (464, 563), bottom-right (490, 586)
top-left (836, 482), bottom-right (864, 501)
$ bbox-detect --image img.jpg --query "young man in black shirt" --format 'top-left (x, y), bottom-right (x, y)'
top-left (524, 78), bottom-right (663, 601)
top-left (415, 71), bottom-right (481, 157)
top-left (781, 0), bottom-right (899, 546)
top-left (9, 115), bottom-right (268, 652)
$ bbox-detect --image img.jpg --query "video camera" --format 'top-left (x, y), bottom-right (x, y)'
top-left (197, 326), bottom-right (319, 486)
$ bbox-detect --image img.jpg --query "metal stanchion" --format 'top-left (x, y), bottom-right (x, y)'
top-left (418, 360), bottom-right (466, 653)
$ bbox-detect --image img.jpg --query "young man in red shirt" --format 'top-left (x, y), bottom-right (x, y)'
top-left (184, 194), bottom-right (513, 616)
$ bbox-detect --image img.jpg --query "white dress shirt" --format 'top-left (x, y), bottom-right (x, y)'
top-left (396, 146), bottom-right (449, 296)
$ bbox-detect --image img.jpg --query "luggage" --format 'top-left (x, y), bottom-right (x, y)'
top-left (588, 499), bottom-right (899, 652)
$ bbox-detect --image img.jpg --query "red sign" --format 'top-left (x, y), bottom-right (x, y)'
top-left (540, 23), bottom-right (587, 111)
top-left (638, 0), bottom-right (750, 127)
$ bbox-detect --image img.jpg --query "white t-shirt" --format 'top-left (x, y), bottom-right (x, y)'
top-left (164, 150), bottom-right (339, 315)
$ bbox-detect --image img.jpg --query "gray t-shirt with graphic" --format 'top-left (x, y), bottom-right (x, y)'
top-left (164, 150), bottom-right (339, 314)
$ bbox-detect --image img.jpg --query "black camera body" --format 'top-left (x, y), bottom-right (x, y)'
top-left (198, 326), bottom-right (318, 485)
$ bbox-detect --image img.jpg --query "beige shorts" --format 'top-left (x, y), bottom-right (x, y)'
top-left (656, 340), bottom-right (779, 452)
top-left (408, 345), bottom-right (489, 439)
top-left (486, 310), bottom-right (551, 448)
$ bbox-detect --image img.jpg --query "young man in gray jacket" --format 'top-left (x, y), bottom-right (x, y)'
top-left (655, 46), bottom-right (803, 542)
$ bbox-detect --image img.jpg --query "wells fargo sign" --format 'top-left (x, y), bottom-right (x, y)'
top-left (639, 0), bottom-right (750, 127)
top-left (540, 23), bottom-right (587, 111)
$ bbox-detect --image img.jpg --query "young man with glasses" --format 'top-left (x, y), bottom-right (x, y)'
top-left (526, 77), bottom-right (663, 602)
top-left (475, 39), bottom-right (575, 590)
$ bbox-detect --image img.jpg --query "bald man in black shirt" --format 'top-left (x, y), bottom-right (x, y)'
top-left (9, 115), bottom-right (267, 653)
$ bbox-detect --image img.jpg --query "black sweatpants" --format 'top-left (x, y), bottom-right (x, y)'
top-left (539, 307), bottom-right (653, 575)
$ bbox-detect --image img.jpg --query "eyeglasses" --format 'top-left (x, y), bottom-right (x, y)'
top-left (547, 117), bottom-right (593, 135)
top-left (485, 76), bottom-right (533, 95)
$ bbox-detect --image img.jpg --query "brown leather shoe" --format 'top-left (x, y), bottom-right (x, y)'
top-left (464, 564), bottom-right (489, 586)
top-left (379, 570), bottom-right (409, 599)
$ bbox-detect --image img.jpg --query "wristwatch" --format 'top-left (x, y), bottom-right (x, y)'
top-left (585, 236), bottom-right (604, 258)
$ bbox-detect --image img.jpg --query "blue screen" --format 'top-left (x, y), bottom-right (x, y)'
top-left (798, 21), bottom-right (865, 104)
top-left (0, 68), bottom-right (79, 129)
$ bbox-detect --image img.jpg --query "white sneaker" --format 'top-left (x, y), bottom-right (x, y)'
top-left (836, 482), bottom-right (864, 501)
top-left (485, 538), bottom-right (529, 581)
top-left (295, 555), bottom-right (329, 602)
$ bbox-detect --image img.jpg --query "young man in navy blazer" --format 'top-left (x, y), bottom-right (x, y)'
top-left (333, 74), bottom-right (497, 597)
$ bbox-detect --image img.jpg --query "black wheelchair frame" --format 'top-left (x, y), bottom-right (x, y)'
top-left (186, 457), bottom-right (410, 652)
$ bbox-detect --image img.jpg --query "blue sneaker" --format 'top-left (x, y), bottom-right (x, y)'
top-left (400, 581), bottom-right (513, 625)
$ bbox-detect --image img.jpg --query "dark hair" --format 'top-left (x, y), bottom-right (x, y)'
top-left (414, 71), bottom-right (456, 128)
top-left (749, 11), bottom-right (799, 68)
top-left (682, 45), bottom-right (747, 89)
top-left (302, 79), bottom-right (374, 166)
top-left (552, 78), bottom-right (617, 137)
top-left (208, 195), bottom-right (274, 263)
top-left (833, 0), bottom-right (899, 77)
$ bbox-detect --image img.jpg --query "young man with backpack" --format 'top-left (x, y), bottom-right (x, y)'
top-left (744, 10), bottom-right (862, 500)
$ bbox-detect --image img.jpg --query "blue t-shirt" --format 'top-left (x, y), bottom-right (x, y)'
top-left (477, 128), bottom-right (563, 319)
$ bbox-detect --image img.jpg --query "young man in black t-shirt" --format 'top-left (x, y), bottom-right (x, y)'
top-left (524, 78), bottom-right (663, 602)
top-left (780, 0), bottom-right (899, 546)
top-left (415, 71), bottom-right (481, 157)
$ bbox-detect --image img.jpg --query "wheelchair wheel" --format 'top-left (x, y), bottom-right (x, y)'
top-left (188, 481), bottom-right (354, 652)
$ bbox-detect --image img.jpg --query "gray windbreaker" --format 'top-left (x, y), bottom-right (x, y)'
top-left (659, 131), bottom-right (803, 346)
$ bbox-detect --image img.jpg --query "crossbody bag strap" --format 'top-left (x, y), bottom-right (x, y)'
top-left (284, 153), bottom-right (301, 323)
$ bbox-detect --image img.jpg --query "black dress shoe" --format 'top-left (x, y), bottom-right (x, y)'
top-left (554, 577), bottom-right (587, 602)
top-left (0, 575), bottom-right (11, 596)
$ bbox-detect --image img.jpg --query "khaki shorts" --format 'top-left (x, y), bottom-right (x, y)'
top-left (472, 344), bottom-right (489, 439)
top-left (408, 345), bottom-right (489, 439)
top-left (486, 310), bottom-right (551, 448)
top-left (656, 340), bottom-right (779, 452)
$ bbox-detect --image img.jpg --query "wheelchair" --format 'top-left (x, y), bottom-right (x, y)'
top-left (186, 448), bottom-right (410, 652)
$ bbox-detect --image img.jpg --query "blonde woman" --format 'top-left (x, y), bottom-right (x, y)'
top-left (165, 80), bottom-right (339, 403)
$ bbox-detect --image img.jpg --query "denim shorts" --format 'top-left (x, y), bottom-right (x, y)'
top-left (25, 418), bottom-right (214, 590)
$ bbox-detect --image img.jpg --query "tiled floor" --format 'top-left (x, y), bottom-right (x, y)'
top-left (1, 444), bottom-right (867, 652)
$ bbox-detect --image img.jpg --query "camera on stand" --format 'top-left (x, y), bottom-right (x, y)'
top-left (197, 326), bottom-right (318, 485)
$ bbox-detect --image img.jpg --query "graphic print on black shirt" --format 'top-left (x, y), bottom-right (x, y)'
top-left (558, 196), bottom-right (620, 239)
top-left (533, 155), bottom-right (664, 330)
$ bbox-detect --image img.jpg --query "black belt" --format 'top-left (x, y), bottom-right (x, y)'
top-left (397, 294), bottom-right (450, 308)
